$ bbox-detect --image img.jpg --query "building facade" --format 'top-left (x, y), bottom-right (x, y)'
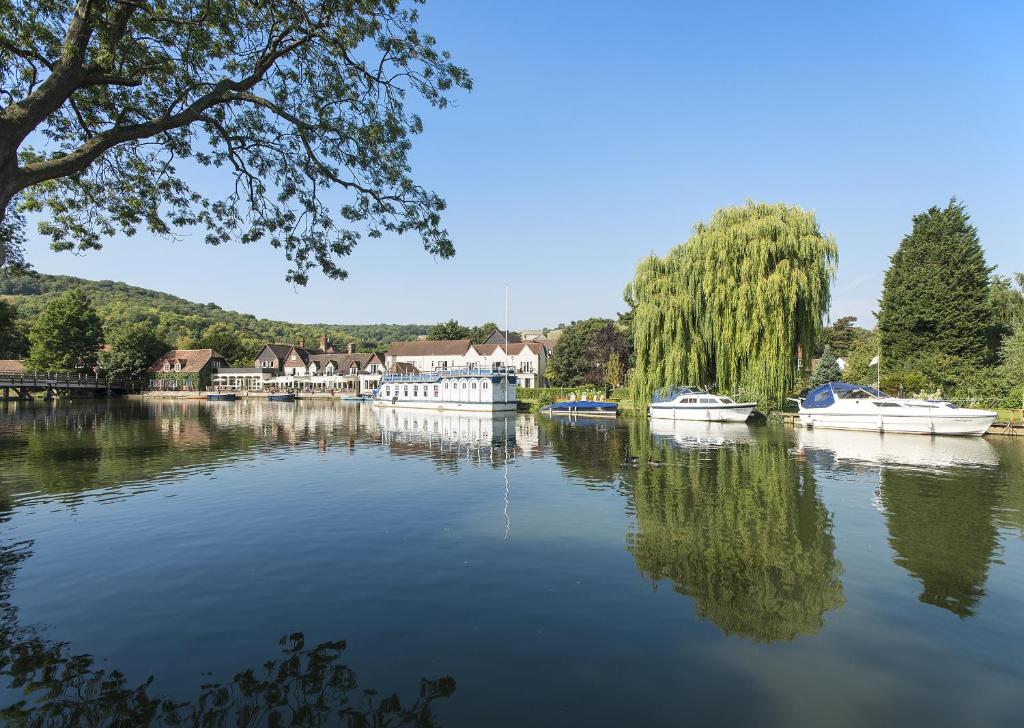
top-left (386, 334), bottom-right (549, 389)
top-left (147, 349), bottom-right (228, 391)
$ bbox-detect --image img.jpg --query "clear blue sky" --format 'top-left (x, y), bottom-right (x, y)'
top-left (21, 0), bottom-right (1024, 330)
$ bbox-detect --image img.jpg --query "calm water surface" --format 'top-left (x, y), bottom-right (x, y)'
top-left (1, 400), bottom-right (1022, 726)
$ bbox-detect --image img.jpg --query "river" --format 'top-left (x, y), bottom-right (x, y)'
top-left (1, 400), bottom-right (1022, 726)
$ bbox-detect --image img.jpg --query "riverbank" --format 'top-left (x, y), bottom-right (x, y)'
top-left (129, 391), bottom-right (362, 401)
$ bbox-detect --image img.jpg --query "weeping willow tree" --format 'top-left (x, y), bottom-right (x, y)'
top-left (627, 202), bottom-right (838, 409)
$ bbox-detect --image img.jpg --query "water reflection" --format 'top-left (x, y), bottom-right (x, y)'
top-left (648, 419), bottom-right (758, 449)
top-left (375, 407), bottom-right (516, 466)
top-left (618, 420), bottom-right (845, 642)
top-left (797, 428), bottom-right (999, 471)
top-left (0, 538), bottom-right (456, 725)
top-left (798, 428), bottom-right (1006, 618)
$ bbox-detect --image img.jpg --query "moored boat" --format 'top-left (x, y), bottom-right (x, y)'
top-left (648, 387), bottom-right (755, 422)
top-left (797, 382), bottom-right (996, 436)
top-left (541, 400), bottom-right (618, 418)
top-left (374, 367), bottom-right (517, 412)
top-left (267, 392), bottom-right (296, 402)
top-left (206, 392), bottom-right (236, 401)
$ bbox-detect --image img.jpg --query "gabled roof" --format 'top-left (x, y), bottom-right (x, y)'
top-left (257, 343), bottom-right (293, 360)
top-left (147, 349), bottom-right (226, 374)
top-left (0, 359), bottom-right (25, 372)
top-left (389, 361), bottom-right (420, 374)
top-left (472, 342), bottom-right (545, 357)
top-left (481, 328), bottom-right (522, 345)
top-left (387, 339), bottom-right (473, 357)
top-left (307, 352), bottom-right (382, 373)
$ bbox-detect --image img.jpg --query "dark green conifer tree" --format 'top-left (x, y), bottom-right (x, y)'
top-left (877, 199), bottom-right (993, 366)
top-left (810, 345), bottom-right (843, 388)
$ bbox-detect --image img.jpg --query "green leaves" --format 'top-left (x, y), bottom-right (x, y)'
top-left (878, 199), bottom-right (993, 367)
top-left (628, 201), bottom-right (837, 409)
top-left (25, 287), bottom-right (103, 370)
top-left (0, 0), bottom-right (471, 284)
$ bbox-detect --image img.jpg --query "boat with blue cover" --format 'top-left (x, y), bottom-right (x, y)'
top-left (267, 392), bottom-right (296, 402)
top-left (206, 392), bottom-right (236, 401)
top-left (541, 400), bottom-right (618, 417)
top-left (796, 381), bottom-right (995, 436)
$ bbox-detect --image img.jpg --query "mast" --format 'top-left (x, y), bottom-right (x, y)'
top-left (504, 285), bottom-right (509, 404)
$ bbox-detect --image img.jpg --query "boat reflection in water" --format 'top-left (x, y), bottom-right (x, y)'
top-left (797, 426), bottom-right (1003, 618)
top-left (374, 406), bottom-right (516, 460)
top-left (648, 418), bottom-right (757, 450)
top-left (797, 426), bottom-right (999, 471)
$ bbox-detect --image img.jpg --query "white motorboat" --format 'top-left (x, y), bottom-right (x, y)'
top-left (648, 387), bottom-right (756, 422)
top-left (796, 382), bottom-right (996, 437)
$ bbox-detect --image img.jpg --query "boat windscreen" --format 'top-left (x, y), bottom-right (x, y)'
top-left (802, 382), bottom-right (887, 409)
top-left (652, 387), bottom-right (698, 403)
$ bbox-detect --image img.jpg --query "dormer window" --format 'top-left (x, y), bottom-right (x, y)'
top-left (163, 361), bottom-right (171, 372)
top-left (174, 362), bottom-right (181, 372)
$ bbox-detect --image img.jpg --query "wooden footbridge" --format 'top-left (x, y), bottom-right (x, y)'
top-left (0, 370), bottom-right (135, 400)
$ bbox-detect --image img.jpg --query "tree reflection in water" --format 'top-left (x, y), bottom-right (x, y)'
top-left (878, 469), bottom-right (1000, 618)
top-left (619, 420), bottom-right (845, 642)
top-left (0, 540), bottom-right (455, 727)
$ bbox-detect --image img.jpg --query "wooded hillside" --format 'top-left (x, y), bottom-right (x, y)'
top-left (0, 272), bottom-right (429, 354)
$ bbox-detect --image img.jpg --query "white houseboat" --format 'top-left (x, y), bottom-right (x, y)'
top-left (797, 382), bottom-right (996, 436)
top-left (373, 367), bottom-right (517, 412)
top-left (649, 387), bottom-right (756, 422)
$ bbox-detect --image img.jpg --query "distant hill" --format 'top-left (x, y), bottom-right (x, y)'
top-left (0, 271), bottom-right (430, 354)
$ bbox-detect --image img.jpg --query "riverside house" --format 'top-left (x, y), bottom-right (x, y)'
top-left (211, 335), bottom-right (384, 394)
top-left (147, 349), bottom-right (228, 391)
top-left (385, 330), bottom-right (549, 389)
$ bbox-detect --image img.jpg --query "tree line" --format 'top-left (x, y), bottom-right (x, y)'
top-left (0, 272), bottom-right (430, 379)
top-left (623, 199), bottom-right (1022, 409)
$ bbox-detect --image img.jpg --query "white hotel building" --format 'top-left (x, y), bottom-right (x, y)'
top-left (385, 332), bottom-right (549, 388)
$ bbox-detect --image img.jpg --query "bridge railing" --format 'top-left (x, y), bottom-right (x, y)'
top-left (0, 370), bottom-right (136, 389)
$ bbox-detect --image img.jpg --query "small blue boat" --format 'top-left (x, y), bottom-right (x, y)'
top-left (206, 392), bottom-right (236, 402)
top-left (541, 400), bottom-right (618, 417)
top-left (267, 392), bottom-right (296, 402)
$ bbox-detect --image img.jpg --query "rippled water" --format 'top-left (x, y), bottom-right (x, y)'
top-left (1, 400), bottom-right (1022, 726)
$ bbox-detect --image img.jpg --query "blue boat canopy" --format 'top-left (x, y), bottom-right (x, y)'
top-left (803, 382), bottom-right (886, 409)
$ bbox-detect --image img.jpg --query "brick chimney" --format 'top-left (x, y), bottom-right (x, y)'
top-left (299, 337), bottom-right (305, 349)
top-left (347, 342), bottom-right (354, 355)
top-left (320, 333), bottom-right (328, 351)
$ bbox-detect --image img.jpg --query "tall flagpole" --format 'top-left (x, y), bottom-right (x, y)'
top-left (504, 285), bottom-right (509, 404)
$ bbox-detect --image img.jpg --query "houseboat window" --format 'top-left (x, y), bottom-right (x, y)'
top-left (699, 397), bottom-right (714, 404)
top-left (720, 397), bottom-right (734, 404)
